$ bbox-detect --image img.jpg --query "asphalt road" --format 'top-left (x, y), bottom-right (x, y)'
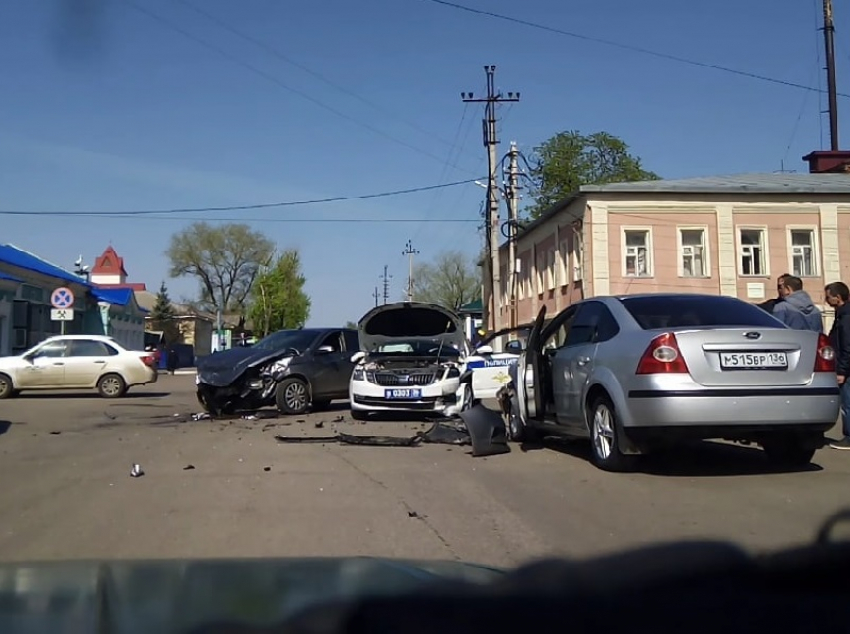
top-left (1, 373), bottom-right (849, 569)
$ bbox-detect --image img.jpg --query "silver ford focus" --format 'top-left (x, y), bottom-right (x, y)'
top-left (502, 293), bottom-right (840, 472)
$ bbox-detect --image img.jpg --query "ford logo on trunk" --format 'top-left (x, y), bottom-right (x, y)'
top-left (744, 331), bottom-right (761, 340)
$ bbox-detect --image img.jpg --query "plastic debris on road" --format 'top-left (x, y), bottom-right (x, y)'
top-left (130, 464), bottom-right (144, 477)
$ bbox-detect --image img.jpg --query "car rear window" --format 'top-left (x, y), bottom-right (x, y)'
top-left (618, 295), bottom-right (784, 330)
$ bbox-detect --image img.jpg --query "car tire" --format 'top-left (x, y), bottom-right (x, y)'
top-left (276, 378), bottom-right (310, 415)
top-left (460, 383), bottom-right (473, 412)
top-left (588, 395), bottom-right (636, 472)
top-left (351, 409), bottom-right (368, 421)
top-left (97, 373), bottom-right (127, 398)
top-left (0, 373), bottom-right (15, 399)
top-left (506, 396), bottom-right (538, 443)
top-left (762, 436), bottom-right (817, 468)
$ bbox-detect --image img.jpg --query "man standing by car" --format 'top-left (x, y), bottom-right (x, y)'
top-left (771, 276), bottom-right (823, 332)
top-left (758, 273), bottom-right (789, 314)
top-left (826, 281), bottom-right (850, 450)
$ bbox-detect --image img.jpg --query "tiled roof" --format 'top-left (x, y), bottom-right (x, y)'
top-left (580, 173), bottom-right (850, 194)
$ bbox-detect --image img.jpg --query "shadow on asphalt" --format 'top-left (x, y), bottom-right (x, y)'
top-left (0, 421), bottom-right (10, 436)
top-left (518, 437), bottom-right (824, 477)
top-left (17, 391), bottom-right (171, 400)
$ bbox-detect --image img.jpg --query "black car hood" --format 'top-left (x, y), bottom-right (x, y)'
top-left (196, 346), bottom-right (291, 387)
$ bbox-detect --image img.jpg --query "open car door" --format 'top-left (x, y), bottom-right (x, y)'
top-left (516, 307), bottom-right (547, 422)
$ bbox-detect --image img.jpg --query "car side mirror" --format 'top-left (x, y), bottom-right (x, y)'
top-left (350, 351), bottom-right (366, 364)
top-left (475, 345), bottom-right (494, 355)
top-left (316, 345), bottom-right (334, 354)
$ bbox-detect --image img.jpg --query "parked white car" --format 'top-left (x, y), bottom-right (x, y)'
top-left (349, 302), bottom-right (471, 419)
top-left (0, 335), bottom-right (158, 399)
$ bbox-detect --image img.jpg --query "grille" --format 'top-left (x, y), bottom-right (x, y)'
top-left (370, 371), bottom-right (437, 386)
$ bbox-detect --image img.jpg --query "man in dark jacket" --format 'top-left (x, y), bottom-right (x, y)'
top-left (825, 281), bottom-right (850, 450)
top-left (772, 276), bottom-right (823, 332)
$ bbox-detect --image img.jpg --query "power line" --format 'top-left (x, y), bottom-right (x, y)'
top-left (176, 0), bottom-right (479, 163)
top-left (421, 0), bottom-right (850, 99)
top-left (0, 177), bottom-right (484, 217)
top-left (22, 215), bottom-right (479, 223)
top-left (123, 0), bottom-right (478, 172)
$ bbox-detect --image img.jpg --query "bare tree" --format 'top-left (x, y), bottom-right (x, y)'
top-left (166, 222), bottom-right (275, 316)
top-left (412, 250), bottom-right (480, 311)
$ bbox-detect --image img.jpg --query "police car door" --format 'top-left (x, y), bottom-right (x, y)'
top-left (470, 338), bottom-right (522, 400)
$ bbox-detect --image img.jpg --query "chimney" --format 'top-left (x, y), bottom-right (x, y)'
top-left (802, 150), bottom-right (850, 173)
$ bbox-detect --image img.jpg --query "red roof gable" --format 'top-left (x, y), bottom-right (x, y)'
top-left (92, 246), bottom-right (128, 277)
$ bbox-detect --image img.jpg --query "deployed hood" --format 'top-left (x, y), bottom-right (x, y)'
top-left (358, 301), bottom-right (467, 353)
top-left (785, 290), bottom-right (818, 315)
top-left (196, 346), bottom-right (292, 387)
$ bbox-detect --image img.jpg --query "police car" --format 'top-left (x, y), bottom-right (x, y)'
top-left (458, 325), bottom-right (533, 403)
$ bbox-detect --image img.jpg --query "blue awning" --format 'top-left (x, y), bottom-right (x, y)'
top-left (0, 271), bottom-right (22, 283)
top-left (0, 244), bottom-right (88, 286)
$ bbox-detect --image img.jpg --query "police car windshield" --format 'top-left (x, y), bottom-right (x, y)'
top-left (374, 339), bottom-right (461, 357)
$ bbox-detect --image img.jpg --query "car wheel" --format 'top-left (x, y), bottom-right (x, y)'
top-left (762, 436), bottom-right (817, 468)
top-left (276, 378), bottom-right (310, 415)
top-left (97, 373), bottom-right (127, 398)
top-left (0, 373), bottom-right (15, 399)
top-left (460, 383), bottom-right (473, 412)
top-left (351, 409), bottom-right (368, 421)
top-left (506, 396), bottom-right (538, 443)
top-left (588, 395), bottom-right (635, 472)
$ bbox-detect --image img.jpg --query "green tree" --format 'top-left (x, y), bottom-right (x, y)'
top-left (166, 221), bottom-right (275, 316)
top-left (527, 130), bottom-right (660, 219)
top-left (344, 320), bottom-right (358, 329)
top-left (412, 250), bottom-right (480, 311)
top-left (248, 250), bottom-right (311, 337)
top-left (149, 281), bottom-right (180, 344)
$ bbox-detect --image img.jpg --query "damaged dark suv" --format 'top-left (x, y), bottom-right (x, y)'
top-left (195, 328), bottom-right (359, 416)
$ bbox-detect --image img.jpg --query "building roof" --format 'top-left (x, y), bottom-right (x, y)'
top-left (579, 172), bottom-right (850, 195)
top-left (92, 246), bottom-right (128, 277)
top-left (0, 244), bottom-right (88, 286)
top-left (459, 299), bottom-right (483, 313)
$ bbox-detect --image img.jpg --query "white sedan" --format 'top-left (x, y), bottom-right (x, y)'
top-left (0, 335), bottom-right (158, 399)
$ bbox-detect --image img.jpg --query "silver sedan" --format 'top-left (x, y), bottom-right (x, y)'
top-left (503, 293), bottom-right (840, 472)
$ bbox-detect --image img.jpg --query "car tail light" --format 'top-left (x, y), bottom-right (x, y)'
top-left (814, 333), bottom-right (836, 373)
top-left (636, 332), bottom-right (689, 375)
top-left (141, 355), bottom-right (156, 368)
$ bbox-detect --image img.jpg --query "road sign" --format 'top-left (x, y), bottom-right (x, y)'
top-left (51, 287), bottom-right (75, 309)
top-left (50, 308), bottom-right (74, 321)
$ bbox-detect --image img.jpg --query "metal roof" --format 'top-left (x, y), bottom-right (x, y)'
top-left (580, 173), bottom-right (850, 194)
top-left (0, 272), bottom-right (21, 283)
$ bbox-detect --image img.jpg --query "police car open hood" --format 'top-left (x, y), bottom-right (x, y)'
top-left (358, 302), bottom-right (468, 353)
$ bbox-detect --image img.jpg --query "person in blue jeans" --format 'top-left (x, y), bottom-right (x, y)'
top-left (771, 275), bottom-right (823, 332)
top-left (825, 281), bottom-right (850, 450)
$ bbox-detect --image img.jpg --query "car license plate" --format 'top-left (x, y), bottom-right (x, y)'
top-left (720, 352), bottom-right (788, 370)
top-left (385, 388), bottom-right (422, 399)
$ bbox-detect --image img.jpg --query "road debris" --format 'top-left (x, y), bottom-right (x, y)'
top-left (274, 420), bottom-right (477, 449)
top-left (183, 464), bottom-right (195, 471)
top-left (49, 431), bottom-right (61, 435)
top-left (130, 464), bottom-right (144, 477)
top-left (315, 421), bottom-right (324, 429)
top-left (264, 466), bottom-right (271, 472)
top-left (191, 413), bottom-right (210, 421)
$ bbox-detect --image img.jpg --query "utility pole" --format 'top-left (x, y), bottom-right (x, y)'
top-left (372, 286), bottom-right (380, 307)
top-left (822, 0), bottom-right (840, 149)
top-left (402, 239), bottom-right (419, 302)
top-left (506, 141), bottom-right (521, 330)
top-left (379, 266), bottom-right (392, 305)
top-left (462, 66), bottom-right (519, 333)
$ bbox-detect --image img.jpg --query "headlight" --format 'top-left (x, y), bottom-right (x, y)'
top-left (353, 367), bottom-right (365, 381)
top-left (445, 366), bottom-right (460, 379)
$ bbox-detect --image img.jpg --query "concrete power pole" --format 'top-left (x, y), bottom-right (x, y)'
top-left (380, 266), bottom-right (392, 305)
top-left (462, 66), bottom-right (519, 333)
top-left (822, 0), bottom-right (840, 149)
top-left (402, 239), bottom-right (420, 302)
top-left (506, 141), bottom-right (521, 330)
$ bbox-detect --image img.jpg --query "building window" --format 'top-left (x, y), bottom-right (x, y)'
top-left (547, 248), bottom-right (556, 290)
top-left (559, 240), bottom-right (569, 286)
top-left (573, 229), bottom-right (584, 282)
top-left (678, 228), bottom-right (708, 277)
top-left (622, 228), bottom-right (652, 277)
top-left (789, 228), bottom-right (817, 277)
top-left (739, 228), bottom-right (767, 276)
top-left (536, 251), bottom-right (545, 294)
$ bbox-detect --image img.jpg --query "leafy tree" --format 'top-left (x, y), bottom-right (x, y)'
top-left (248, 250), bottom-right (311, 337)
top-left (527, 130), bottom-right (660, 219)
top-left (149, 281), bottom-right (180, 344)
top-left (412, 250), bottom-right (480, 311)
top-left (344, 320), bottom-right (358, 329)
top-left (166, 222), bottom-right (275, 316)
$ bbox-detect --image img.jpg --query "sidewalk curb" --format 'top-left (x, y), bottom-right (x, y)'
top-left (164, 369), bottom-right (197, 375)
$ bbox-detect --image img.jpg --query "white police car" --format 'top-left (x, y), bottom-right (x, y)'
top-left (457, 325), bottom-right (532, 404)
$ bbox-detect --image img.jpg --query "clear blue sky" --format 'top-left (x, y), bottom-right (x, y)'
top-left (0, 0), bottom-right (845, 326)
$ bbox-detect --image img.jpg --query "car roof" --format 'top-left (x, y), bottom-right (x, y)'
top-left (45, 334), bottom-right (117, 341)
